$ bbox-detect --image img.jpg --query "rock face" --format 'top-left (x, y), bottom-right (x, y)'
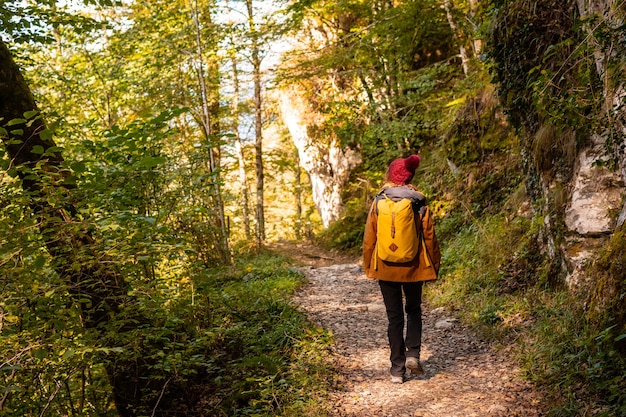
top-left (549, 1), bottom-right (626, 286)
top-left (278, 86), bottom-right (361, 227)
top-left (564, 135), bottom-right (625, 236)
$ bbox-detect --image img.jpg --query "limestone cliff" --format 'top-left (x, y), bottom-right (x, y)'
top-left (490, 0), bottom-right (626, 287)
top-left (278, 86), bottom-right (361, 228)
top-left (562, 0), bottom-right (626, 285)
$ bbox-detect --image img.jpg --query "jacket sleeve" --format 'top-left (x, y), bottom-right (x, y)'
top-left (362, 201), bottom-right (378, 275)
top-left (421, 207), bottom-right (441, 275)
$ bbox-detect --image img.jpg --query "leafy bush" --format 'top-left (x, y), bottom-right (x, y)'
top-left (0, 224), bottom-right (334, 416)
top-left (188, 251), bottom-right (335, 416)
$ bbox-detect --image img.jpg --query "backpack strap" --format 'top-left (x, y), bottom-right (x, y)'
top-left (376, 189), bottom-right (425, 217)
top-left (374, 191), bottom-right (389, 216)
top-left (421, 234), bottom-right (431, 267)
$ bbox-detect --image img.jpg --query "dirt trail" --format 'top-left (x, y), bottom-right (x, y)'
top-left (276, 241), bottom-right (546, 417)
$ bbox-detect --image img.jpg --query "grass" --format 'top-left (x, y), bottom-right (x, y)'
top-left (197, 250), bottom-right (336, 416)
top-left (424, 209), bottom-right (626, 416)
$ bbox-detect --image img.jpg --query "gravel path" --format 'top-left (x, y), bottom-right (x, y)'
top-left (286, 245), bottom-right (546, 417)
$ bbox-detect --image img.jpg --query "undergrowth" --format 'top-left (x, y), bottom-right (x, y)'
top-left (426, 211), bottom-right (540, 335)
top-left (314, 195), bottom-right (367, 255)
top-left (0, 248), bottom-right (335, 416)
top-left (426, 208), bottom-right (626, 416)
top-left (197, 250), bottom-right (336, 416)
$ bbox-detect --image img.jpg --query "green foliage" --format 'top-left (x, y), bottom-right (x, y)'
top-left (0, 1), bottom-right (106, 45)
top-left (0, 222), bottom-right (334, 415)
top-left (4, 0), bottom-right (625, 415)
top-left (428, 213), bottom-right (537, 312)
top-left (281, 0), bottom-right (460, 175)
top-left (443, 84), bottom-right (518, 165)
top-left (0, 180), bottom-right (116, 415)
top-left (308, 1), bottom-right (626, 415)
top-left (518, 289), bottom-right (626, 417)
top-left (3, 0), bottom-right (314, 411)
top-left (587, 12), bottom-right (626, 168)
top-left (488, 0), bottom-right (602, 178)
top-left (428, 200), bottom-right (626, 415)
top-left (192, 252), bottom-right (335, 416)
top-left (315, 195), bottom-right (368, 254)
top-left (591, 227), bottom-right (626, 338)
top-left (359, 61), bottom-right (461, 171)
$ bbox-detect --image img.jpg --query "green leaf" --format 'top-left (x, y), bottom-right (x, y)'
top-left (33, 255), bottom-right (47, 268)
top-left (43, 146), bottom-right (64, 156)
top-left (5, 315), bottom-right (19, 323)
top-left (5, 138), bottom-right (23, 145)
top-left (61, 349), bottom-right (75, 360)
top-left (33, 349), bottom-right (48, 360)
top-left (39, 129), bottom-right (54, 140)
top-left (1, 385), bottom-right (24, 393)
top-left (31, 145), bottom-right (45, 154)
top-left (139, 155), bottom-right (167, 168)
top-left (23, 110), bottom-right (39, 119)
top-left (7, 118), bottom-right (26, 126)
top-left (10, 129), bottom-right (24, 136)
top-left (0, 365), bottom-right (22, 372)
top-left (71, 161), bottom-right (86, 173)
top-left (615, 334), bottom-right (626, 342)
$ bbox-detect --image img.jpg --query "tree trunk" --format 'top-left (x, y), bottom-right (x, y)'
top-left (0, 41), bottom-right (128, 330)
top-left (443, 0), bottom-right (470, 76)
top-left (190, 0), bottom-right (230, 260)
top-left (247, 0), bottom-right (266, 246)
top-left (468, 0), bottom-right (482, 55)
top-left (0, 39), bottom-right (195, 417)
top-left (231, 47), bottom-right (252, 240)
top-left (225, 0), bottom-right (252, 241)
top-left (294, 149), bottom-right (303, 239)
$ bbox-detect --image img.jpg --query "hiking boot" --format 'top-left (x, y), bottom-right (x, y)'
top-left (390, 375), bottom-right (404, 384)
top-left (405, 357), bottom-right (425, 375)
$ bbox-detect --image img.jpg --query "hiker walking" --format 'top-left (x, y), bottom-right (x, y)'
top-left (362, 154), bottom-right (441, 384)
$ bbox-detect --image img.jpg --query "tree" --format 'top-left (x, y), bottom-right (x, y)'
top-left (189, 0), bottom-right (231, 260)
top-left (0, 37), bottom-right (154, 415)
top-left (443, 0), bottom-right (470, 75)
top-left (226, 2), bottom-right (253, 240)
top-left (245, 0), bottom-right (267, 245)
top-left (86, 0), bottom-right (233, 263)
top-left (0, 5), bottom-right (224, 411)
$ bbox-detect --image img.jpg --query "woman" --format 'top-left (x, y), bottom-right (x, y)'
top-left (362, 154), bottom-right (441, 384)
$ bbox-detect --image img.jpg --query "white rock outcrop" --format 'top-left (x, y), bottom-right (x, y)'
top-left (278, 86), bottom-right (361, 227)
top-left (565, 136), bottom-right (624, 236)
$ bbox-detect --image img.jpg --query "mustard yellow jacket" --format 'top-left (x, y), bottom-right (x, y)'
top-left (362, 185), bottom-right (441, 282)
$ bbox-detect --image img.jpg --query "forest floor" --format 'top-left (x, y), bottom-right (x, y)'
top-left (272, 240), bottom-right (548, 417)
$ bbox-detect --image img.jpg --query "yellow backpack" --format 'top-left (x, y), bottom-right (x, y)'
top-left (376, 196), bottom-right (420, 263)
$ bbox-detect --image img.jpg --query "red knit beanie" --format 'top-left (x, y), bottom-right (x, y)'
top-left (387, 155), bottom-right (421, 185)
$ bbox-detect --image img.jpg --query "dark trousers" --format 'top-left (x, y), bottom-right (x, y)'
top-left (378, 280), bottom-right (423, 377)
